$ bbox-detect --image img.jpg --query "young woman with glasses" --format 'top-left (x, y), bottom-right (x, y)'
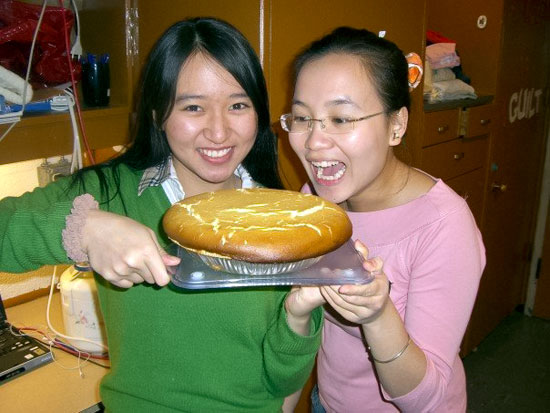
top-left (0, 18), bottom-right (324, 411)
top-left (281, 27), bottom-right (485, 412)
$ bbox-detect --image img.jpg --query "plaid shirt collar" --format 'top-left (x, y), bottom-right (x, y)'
top-left (137, 159), bottom-right (172, 196)
top-left (137, 157), bottom-right (255, 196)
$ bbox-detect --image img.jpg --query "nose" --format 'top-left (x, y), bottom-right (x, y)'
top-left (304, 120), bottom-right (333, 150)
top-left (204, 110), bottom-right (229, 143)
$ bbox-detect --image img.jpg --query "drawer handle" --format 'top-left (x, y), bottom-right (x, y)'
top-left (437, 125), bottom-right (449, 133)
top-left (491, 183), bottom-right (508, 192)
top-left (453, 152), bottom-right (465, 160)
top-left (480, 119), bottom-right (491, 125)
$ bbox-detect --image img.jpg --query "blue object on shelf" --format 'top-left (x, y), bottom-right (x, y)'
top-left (0, 93), bottom-right (71, 115)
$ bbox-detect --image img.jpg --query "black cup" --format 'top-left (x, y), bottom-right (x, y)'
top-left (81, 58), bottom-right (110, 107)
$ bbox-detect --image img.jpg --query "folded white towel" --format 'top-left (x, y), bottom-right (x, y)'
top-left (432, 68), bottom-right (456, 82)
top-left (428, 79), bottom-right (477, 103)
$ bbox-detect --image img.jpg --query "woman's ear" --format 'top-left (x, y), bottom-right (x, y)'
top-left (389, 107), bottom-right (409, 147)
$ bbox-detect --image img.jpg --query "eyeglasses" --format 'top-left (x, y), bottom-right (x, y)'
top-left (279, 111), bottom-right (385, 134)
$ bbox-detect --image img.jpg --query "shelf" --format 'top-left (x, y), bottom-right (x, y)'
top-left (424, 95), bottom-right (494, 113)
top-left (0, 105), bottom-right (131, 165)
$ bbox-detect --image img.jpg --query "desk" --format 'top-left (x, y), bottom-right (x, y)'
top-left (1, 293), bottom-right (108, 413)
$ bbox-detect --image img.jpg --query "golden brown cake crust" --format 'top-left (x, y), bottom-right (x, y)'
top-left (162, 188), bottom-right (352, 263)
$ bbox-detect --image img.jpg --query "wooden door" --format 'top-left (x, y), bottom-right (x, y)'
top-left (464, 0), bottom-right (549, 352)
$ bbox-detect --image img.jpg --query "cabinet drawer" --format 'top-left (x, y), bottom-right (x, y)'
top-left (446, 168), bottom-right (486, 225)
top-left (463, 105), bottom-right (494, 138)
top-left (423, 110), bottom-right (460, 147)
top-left (421, 136), bottom-right (488, 180)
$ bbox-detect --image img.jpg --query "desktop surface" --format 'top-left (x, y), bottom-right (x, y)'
top-left (0, 293), bottom-right (107, 413)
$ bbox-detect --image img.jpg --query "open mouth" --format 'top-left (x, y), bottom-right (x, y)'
top-left (311, 160), bottom-right (346, 181)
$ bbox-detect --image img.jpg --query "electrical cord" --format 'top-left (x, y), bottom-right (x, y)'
top-left (58, 0), bottom-right (96, 165)
top-left (63, 89), bottom-right (84, 171)
top-left (12, 325), bottom-right (110, 364)
top-left (12, 325), bottom-right (110, 379)
top-left (69, 0), bottom-right (83, 59)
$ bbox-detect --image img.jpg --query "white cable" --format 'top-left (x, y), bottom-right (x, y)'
top-left (69, 0), bottom-right (83, 58)
top-left (63, 89), bottom-right (83, 172)
top-left (0, 0), bottom-right (48, 144)
top-left (46, 265), bottom-right (109, 353)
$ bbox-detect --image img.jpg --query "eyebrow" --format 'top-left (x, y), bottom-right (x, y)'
top-left (292, 96), bottom-right (360, 109)
top-left (175, 92), bottom-right (250, 103)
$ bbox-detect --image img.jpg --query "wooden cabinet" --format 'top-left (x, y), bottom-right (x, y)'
top-left (446, 168), bottom-right (486, 225)
top-left (421, 103), bottom-right (494, 228)
top-left (463, 105), bottom-right (494, 138)
top-left (422, 135), bottom-right (488, 180)
top-left (423, 110), bottom-right (460, 146)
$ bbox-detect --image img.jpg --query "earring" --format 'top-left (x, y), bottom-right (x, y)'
top-left (393, 132), bottom-right (400, 140)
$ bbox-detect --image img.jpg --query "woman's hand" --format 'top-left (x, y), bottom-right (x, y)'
top-left (82, 209), bottom-right (180, 288)
top-left (320, 240), bottom-right (391, 325)
top-left (284, 286), bottom-right (326, 336)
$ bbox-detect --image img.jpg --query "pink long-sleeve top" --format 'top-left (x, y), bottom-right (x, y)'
top-left (310, 178), bottom-right (486, 412)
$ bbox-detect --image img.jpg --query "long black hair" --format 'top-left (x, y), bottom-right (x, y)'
top-left (74, 17), bottom-right (282, 201)
top-left (293, 27), bottom-right (410, 114)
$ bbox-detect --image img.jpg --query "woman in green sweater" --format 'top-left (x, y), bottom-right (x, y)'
top-left (0, 18), bottom-right (323, 412)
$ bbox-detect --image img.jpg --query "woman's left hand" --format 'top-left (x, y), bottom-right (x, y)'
top-left (320, 240), bottom-right (391, 325)
top-left (284, 286), bottom-right (326, 335)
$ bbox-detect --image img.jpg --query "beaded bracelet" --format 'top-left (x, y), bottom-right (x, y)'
top-left (62, 193), bottom-right (99, 264)
top-left (368, 336), bottom-right (412, 364)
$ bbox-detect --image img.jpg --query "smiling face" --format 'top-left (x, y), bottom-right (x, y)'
top-left (163, 52), bottom-right (258, 196)
top-left (289, 53), bottom-right (407, 209)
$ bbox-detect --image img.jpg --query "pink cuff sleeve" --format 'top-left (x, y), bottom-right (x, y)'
top-left (62, 194), bottom-right (99, 263)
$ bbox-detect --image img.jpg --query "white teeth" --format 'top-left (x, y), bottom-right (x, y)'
top-left (316, 167), bottom-right (345, 180)
top-left (312, 160), bottom-right (346, 181)
top-left (311, 160), bottom-right (339, 168)
top-left (199, 148), bottom-right (232, 158)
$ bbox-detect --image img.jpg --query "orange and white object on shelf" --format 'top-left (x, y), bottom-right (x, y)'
top-left (406, 52), bottom-right (423, 90)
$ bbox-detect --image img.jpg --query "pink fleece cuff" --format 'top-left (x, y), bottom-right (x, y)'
top-left (62, 193), bottom-right (99, 263)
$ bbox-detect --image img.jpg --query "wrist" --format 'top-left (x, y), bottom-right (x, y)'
top-left (361, 296), bottom-right (394, 334)
top-left (284, 299), bottom-right (312, 336)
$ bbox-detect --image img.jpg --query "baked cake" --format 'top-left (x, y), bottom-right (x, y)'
top-left (162, 188), bottom-right (352, 266)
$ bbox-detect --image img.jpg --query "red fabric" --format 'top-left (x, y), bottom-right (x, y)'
top-left (426, 29), bottom-right (456, 44)
top-left (0, 0), bottom-right (81, 86)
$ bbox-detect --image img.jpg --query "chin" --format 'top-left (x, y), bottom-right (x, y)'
top-left (310, 183), bottom-right (347, 205)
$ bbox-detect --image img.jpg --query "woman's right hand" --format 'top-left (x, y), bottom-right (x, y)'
top-left (81, 209), bottom-right (180, 288)
top-left (320, 240), bottom-right (391, 325)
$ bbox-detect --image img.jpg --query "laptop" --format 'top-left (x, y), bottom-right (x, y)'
top-left (0, 293), bottom-right (53, 384)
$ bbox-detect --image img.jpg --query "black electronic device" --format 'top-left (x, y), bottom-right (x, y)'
top-left (0, 293), bottom-right (53, 384)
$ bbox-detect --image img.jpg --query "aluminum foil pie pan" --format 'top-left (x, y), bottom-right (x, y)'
top-left (190, 251), bottom-right (323, 275)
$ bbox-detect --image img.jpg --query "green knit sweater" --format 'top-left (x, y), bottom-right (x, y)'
top-left (0, 164), bottom-right (322, 412)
